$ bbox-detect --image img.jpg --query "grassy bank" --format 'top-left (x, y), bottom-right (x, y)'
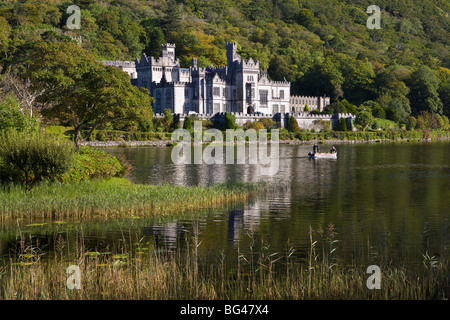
top-left (81, 129), bottom-right (450, 147)
top-left (285, 129), bottom-right (450, 142)
top-left (0, 178), bottom-right (263, 224)
top-left (47, 126), bottom-right (450, 144)
top-left (1, 234), bottom-right (447, 300)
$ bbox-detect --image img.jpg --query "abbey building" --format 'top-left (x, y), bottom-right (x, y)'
top-left (105, 43), bottom-right (332, 115)
top-left (112, 43), bottom-right (291, 114)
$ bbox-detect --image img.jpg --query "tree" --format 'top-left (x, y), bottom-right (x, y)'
top-left (437, 72), bottom-right (450, 118)
top-left (355, 111), bottom-right (374, 131)
top-left (297, 8), bottom-right (319, 29)
top-left (337, 118), bottom-right (348, 132)
top-left (224, 112), bottom-right (237, 130)
top-left (1, 70), bottom-right (38, 117)
top-left (0, 94), bottom-right (39, 133)
top-left (145, 27), bottom-right (165, 58)
top-left (162, 0), bottom-right (183, 42)
top-left (161, 108), bottom-right (174, 132)
top-left (183, 115), bottom-right (193, 132)
top-left (0, 16), bottom-right (10, 59)
top-left (405, 116), bottom-right (417, 130)
top-left (372, 105), bottom-right (386, 119)
top-left (342, 58), bottom-right (376, 106)
top-left (287, 115), bottom-right (299, 132)
top-left (28, 41), bottom-right (153, 149)
top-left (408, 66), bottom-right (443, 116)
top-left (298, 57), bottom-right (344, 101)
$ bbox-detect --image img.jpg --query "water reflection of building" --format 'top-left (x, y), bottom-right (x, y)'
top-left (149, 222), bottom-right (179, 252)
top-left (227, 201), bottom-right (264, 244)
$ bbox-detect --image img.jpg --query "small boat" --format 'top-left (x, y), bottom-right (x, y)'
top-left (308, 152), bottom-right (337, 159)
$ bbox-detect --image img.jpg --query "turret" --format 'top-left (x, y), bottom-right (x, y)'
top-left (161, 43), bottom-right (176, 59)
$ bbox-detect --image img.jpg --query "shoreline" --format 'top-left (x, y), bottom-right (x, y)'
top-left (82, 136), bottom-right (450, 148)
top-left (0, 178), bottom-right (263, 224)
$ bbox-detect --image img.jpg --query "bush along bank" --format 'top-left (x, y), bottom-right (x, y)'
top-left (0, 130), bottom-right (265, 223)
top-left (0, 130), bottom-right (131, 188)
top-left (279, 128), bottom-right (450, 142)
top-left (80, 128), bottom-right (450, 147)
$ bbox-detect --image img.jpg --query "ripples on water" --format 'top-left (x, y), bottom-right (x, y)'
top-left (1, 142), bottom-right (449, 269)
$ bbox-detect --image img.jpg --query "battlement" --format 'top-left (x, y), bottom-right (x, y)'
top-left (291, 95), bottom-right (323, 100)
top-left (135, 53), bottom-right (149, 66)
top-left (242, 58), bottom-right (259, 69)
top-left (267, 79), bottom-right (290, 86)
top-left (103, 60), bottom-right (135, 68)
top-left (173, 81), bottom-right (192, 86)
top-left (206, 66), bottom-right (227, 71)
top-left (191, 66), bottom-right (206, 73)
top-left (337, 113), bottom-right (356, 118)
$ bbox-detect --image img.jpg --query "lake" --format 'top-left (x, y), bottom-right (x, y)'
top-left (1, 141), bottom-right (449, 273)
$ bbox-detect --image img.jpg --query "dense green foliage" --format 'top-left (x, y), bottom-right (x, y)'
top-left (183, 114), bottom-right (194, 132)
top-left (287, 115), bottom-right (300, 132)
top-left (58, 146), bottom-right (130, 183)
top-left (224, 112), bottom-right (237, 130)
top-left (284, 129), bottom-right (450, 142)
top-left (355, 110), bottom-right (375, 130)
top-left (336, 118), bottom-right (348, 132)
top-left (0, 130), bottom-right (74, 189)
top-left (0, 0), bottom-right (449, 131)
top-left (0, 94), bottom-right (39, 132)
top-left (26, 41), bottom-right (153, 148)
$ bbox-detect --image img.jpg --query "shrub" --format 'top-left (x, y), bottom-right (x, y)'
top-left (337, 118), bottom-right (348, 132)
top-left (258, 118), bottom-right (277, 129)
top-left (371, 105), bottom-right (386, 119)
top-left (58, 146), bottom-right (129, 183)
top-left (355, 111), bottom-right (374, 131)
top-left (0, 131), bottom-right (74, 190)
top-left (287, 116), bottom-right (300, 132)
top-left (162, 108), bottom-right (174, 132)
top-left (405, 116), bottom-right (417, 130)
top-left (371, 118), bottom-right (398, 131)
top-left (417, 111), bottom-right (440, 129)
top-left (0, 95), bottom-right (40, 133)
top-left (244, 120), bottom-right (264, 130)
top-left (436, 114), bottom-right (450, 130)
top-left (96, 130), bottom-right (106, 141)
top-left (279, 128), bottom-right (292, 140)
top-left (183, 115), bottom-right (193, 132)
top-left (138, 119), bottom-right (153, 132)
top-left (224, 112), bottom-right (237, 130)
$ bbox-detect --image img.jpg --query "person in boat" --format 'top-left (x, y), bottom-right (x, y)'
top-left (330, 146), bottom-right (337, 154)
top-left (313, 144), bottom-right (320, 154)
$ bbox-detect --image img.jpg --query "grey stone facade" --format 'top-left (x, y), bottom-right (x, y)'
top-left (132, 42), bottom-right (291, 115)
top-left (104, 43), bottom-right (333, 117)
top-left (290, 95), bottom-right (330, 112)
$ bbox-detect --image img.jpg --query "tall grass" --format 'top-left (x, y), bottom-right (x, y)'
top-left (0, 225), bottom-right (447, 300)
top-left (0, 178), bottom-right (264, 224)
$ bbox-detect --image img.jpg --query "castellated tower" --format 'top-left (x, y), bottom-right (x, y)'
top-left (161, 43), bottom-right (176, 59)
top-left (226, 42), bottom-right (241, 68)
top-left (130, 42), bottom-right (291, 115)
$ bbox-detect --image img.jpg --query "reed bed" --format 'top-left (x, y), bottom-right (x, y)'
top-left (0, 178), bottom-right (264, 224)
top-left (0, 228), bottom-right (448, 300)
